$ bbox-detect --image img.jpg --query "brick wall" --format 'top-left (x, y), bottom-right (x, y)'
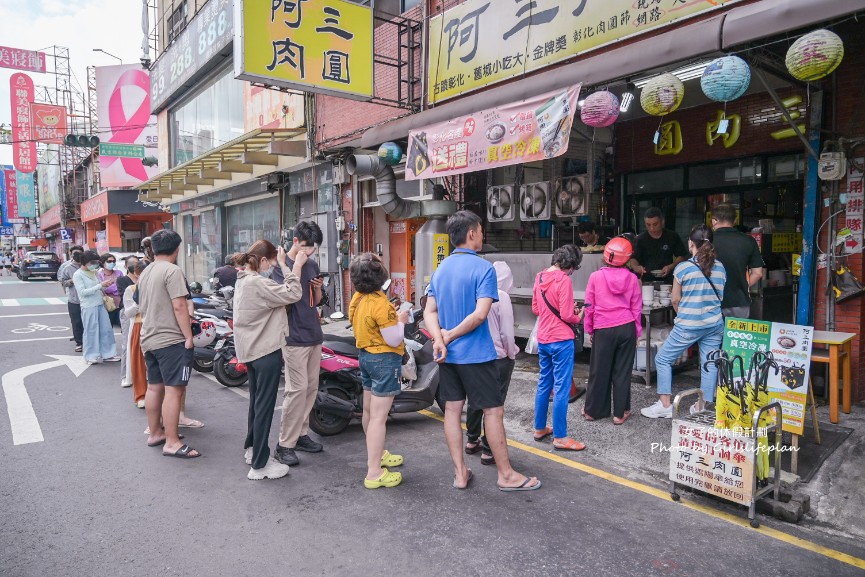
top-left (315, 5), bottom-right (424, 149)
top-left (615, 89), bottom-right (807, 174)
top-left (812, 20), bottom-right (865, 402)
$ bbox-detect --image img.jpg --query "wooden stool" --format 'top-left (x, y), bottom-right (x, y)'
top-left (811, 331), bottom-right (855, 424)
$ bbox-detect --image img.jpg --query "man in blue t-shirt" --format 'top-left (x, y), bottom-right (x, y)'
top-left (426, 211), bottom-right (540, 492)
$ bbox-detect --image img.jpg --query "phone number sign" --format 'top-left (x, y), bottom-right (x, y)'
top-left (150, 0), bottom-right (233, 112)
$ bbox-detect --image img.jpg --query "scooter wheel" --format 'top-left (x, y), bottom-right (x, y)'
top-left (213, 355), bottom-right (248, 387)
top-left (309, 387), bottom-right (352, 436)
top-left (193, 358), bottom-right (214, 373)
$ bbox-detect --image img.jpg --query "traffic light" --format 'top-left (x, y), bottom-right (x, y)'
top-left (64, 134), bottom-right (100, 147)
top-left (142, 156), bottom-right (158, 167)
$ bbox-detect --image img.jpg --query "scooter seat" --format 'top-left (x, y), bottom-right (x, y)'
top-left (325, 340), bottom-right (360, 358)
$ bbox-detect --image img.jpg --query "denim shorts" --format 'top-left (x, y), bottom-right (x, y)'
top-left (358, 350), bottom-right (402, 397)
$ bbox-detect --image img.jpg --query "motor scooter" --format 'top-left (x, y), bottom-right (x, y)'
top-left (309, 308), bottom-right (441, 436)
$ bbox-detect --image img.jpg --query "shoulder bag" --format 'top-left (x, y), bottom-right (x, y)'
top-left (538, 273), bottom-right (584, 353)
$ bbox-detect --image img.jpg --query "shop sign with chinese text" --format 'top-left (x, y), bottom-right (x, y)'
top-left (669, 418), bottom-right (755, 506)
top-left (15, 171), bottom-right (35, 218)
top-left (723, 318), bottom-right (814, 435)
top-left (3, 169), bottom-right (20, 221)
top-left (844, 158), bottom-right (864, 254)
top-left (235, 0), bottom-right (373, 100)
top-left (428, 0), bottom-right (743, 103)
top-left (432, 234), bottom-right (450, 274)
top-left (10, 73), bottom-right (36, 173)
top-left (405, 85), bottom-right (580, 182)
top-left (0, 46), bottom-right (46, 73)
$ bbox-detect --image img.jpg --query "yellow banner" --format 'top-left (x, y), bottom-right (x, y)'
top-left (236, 0), bottom-right (373, 99)
top-left (771, 232), bottom-right (803, 253)
top-left (432, 234), bottom-right (450, 273)
top-left (428, 0), bottom-right (743, 103)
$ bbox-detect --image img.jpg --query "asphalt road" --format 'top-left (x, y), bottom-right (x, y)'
top-left (1, 277), bottom-right (864, 577)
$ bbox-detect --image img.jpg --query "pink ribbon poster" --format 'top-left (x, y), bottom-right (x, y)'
top-left (95, 64), bottom-right (158, 187)
top-left (405, 84), bottom-right (581, 181)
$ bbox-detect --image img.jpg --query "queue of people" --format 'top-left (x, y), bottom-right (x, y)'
top-left (46, 202), bottom-right (764, 488)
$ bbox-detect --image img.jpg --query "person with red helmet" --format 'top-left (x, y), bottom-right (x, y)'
top-left (582, 236), bottom-right (643, 424)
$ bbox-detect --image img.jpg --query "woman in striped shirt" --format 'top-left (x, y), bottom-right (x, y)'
top-left (641, 224), bottom-right (726, 419)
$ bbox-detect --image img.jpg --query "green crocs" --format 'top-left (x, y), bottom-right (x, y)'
top-left (364, 468), bottom-right (402, 489)
top-left (380, 450), bottom-right (404, 468)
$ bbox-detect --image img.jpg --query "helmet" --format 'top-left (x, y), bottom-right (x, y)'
top-left (189, 281), bottom-right (203, 294)
top-left (192, 320), bottom-right (217, 347)
top-left (603, 236), bottom-right (633, 267)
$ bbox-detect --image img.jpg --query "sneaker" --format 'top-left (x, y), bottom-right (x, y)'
top-left (689, 401), bottom-right (716, 415)
top-left (274, 446), bottom-right (300, 466)
top-left (295, 435), bottom-right (323, 453)
top-left (86, 360), bottom-right (98, 366)
top-left (104, 356), bottom-right (121, 362)
top-left (136, 400), bottom-right (145, 409)
top-left (120, 379), bottom-right (131, 388)
top-left (247, 457), bottom-right (289, 480)
top-left (641, 400), bottom-right (673, 419)
top-left (244, 447), bottom-right (253, 465)
top-left (74, 345), bottom-right (83, 352)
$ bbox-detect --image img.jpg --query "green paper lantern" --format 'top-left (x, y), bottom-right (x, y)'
top-left (785, 29), bottom-right (844, 82)
top-left (640, 73), bottom-right (685, 117)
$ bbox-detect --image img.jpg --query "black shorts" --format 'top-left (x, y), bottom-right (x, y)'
top-left (144, 342), bottom-right (193, 386)
top-left (438, 361), bottom-right (503, 410)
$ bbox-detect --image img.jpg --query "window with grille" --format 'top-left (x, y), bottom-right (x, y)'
top-left (167, 1), bottom-right (188, 44)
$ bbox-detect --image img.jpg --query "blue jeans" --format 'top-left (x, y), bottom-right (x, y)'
top-left (535, 340), bottom-right (574, 438)
top-left (655, 323), bottom-right (723, 401)
top-left (358, 350), bottom-right (402, 397)
top-left (81, 305), bottom-right (117, 363)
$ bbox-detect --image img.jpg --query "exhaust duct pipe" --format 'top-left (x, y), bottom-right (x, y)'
top-left (347, 154), bottom-right (421, 220)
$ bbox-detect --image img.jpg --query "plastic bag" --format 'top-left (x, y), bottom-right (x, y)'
top-left (832, 266), bottom-right (865, 303)
top-left (401, 349), bottom-right (417, 382)
top-left (525, 317), bottom-right (540, 355)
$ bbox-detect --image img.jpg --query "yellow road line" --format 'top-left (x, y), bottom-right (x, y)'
top-left (419, 409), bottom-right (865, 570)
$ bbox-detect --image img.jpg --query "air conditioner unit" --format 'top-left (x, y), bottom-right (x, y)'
top-left (519, 181), bottom-right (551, 222)
top-left (486, 185), bottom-right (515, 222)
top-left (555, 175), bottom-right (589, 217)
top-left (264, 172), bottom-right (288, 193)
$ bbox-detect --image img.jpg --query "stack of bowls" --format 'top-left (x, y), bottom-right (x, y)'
top-left (642, 285), bottom-right (655, 308)
top-left (658, 284), bottom-right (672, 307)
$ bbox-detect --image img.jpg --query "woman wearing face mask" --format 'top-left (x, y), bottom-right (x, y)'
top-left (117, 257), bottom-right (140, 389)
top-left (98, 253), bottom-right (123, 327)
top-left (73, 250), bottom-right (121, 365)
top-left (233, 240), bottom-right (303, 480)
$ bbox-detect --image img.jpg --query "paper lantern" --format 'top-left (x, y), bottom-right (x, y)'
top-left (640, 73), bottom-right (684, 116)
top-left (580, 91), bottom-right (620, 127)
top-left (378, 141), bottom-right (403, 165)
top-left (785, 29), bottom-right (844, 81)
top-left (701, 56), bottom-right (751, 102)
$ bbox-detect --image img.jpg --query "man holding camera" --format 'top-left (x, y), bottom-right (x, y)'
top-left (272, 220), bottom-right (326, 466)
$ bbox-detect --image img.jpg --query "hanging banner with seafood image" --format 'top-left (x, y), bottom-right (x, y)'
top-left (405, 84), bottom-right (580, 181)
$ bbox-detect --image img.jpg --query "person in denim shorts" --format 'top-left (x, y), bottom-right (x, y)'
top-left (348, 253), bottom-right (410, 489)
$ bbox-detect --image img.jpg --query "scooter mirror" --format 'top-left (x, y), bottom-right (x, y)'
top-left (329, 311), bottom-right (345, 320)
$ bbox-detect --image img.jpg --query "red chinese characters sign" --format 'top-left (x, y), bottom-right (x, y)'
top-left (0, 46), bottom-right (46, 73)
top-left (40, 204), bottom-right (61, 229)
top-left (10, 73), bottom-right (36, 173)
top-left (3, 169), bottom-right (20, 221)
top-left (80, 193), bottom-right (109, 222)
top-left (30, 103), bottom-right (68, 144)
top-left (405, 84), bottom-right (580, 181)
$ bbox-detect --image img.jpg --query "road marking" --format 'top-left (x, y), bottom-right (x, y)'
top-left (3, 355), bottom-right (91, 445)
top-left (0, 312), bottom-right (67, 319)
top-left (0, 297), bottom-right (68, 307)
top-left (0, 332), bottom-right (119, 344)
top-left (418, 409), bottom-right (865, 571)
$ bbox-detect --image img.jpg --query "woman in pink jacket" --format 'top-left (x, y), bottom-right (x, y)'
top-left (531, 245), bottom-right (587, 451)
top-left (583, 237), bottom-right (642, 424)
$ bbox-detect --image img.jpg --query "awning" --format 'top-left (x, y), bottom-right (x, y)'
top-left (136, 128), bottom-right (307, 203)
top-left (361, 0), bottom-right (865, 148)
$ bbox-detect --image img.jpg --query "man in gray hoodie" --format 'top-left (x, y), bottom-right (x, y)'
top-left (464, 261), bottom-right (519, 465)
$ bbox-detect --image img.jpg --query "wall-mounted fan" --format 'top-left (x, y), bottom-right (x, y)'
top-left (555, 175), bottom-right (588, 217)
top-left (519, 181), bottom-right (551, 222)
top-left (487, 185), bottom-right (515, 222)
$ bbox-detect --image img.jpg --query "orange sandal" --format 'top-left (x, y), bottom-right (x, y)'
top-left (533, 426), bottom-right (553, 442)
top-left (553, 438), bottom-right (587, 451)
